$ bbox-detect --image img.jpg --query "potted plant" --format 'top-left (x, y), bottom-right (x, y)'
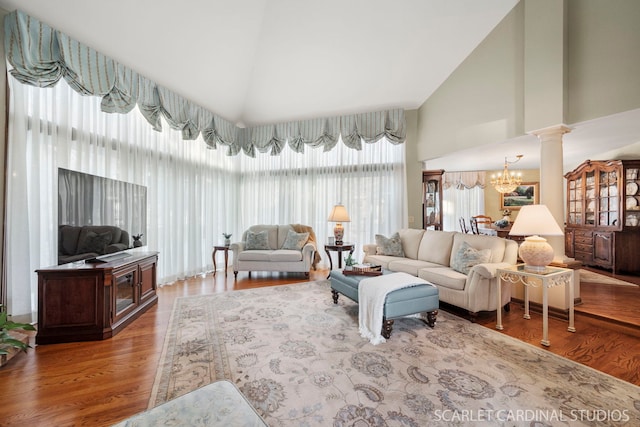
top-left (222, 233), bottom-right (232, 246)
top-left (1, 304), bottom-right (36, 366)
top-left (343, 253), bottom-right (358, 271)
top-left (132, 233), bottom-right (144, 248)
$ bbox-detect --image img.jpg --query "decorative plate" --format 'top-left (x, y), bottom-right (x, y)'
top-left (626, 181), bottom-right (638, 195)
top-left (626, 196), bottom-right (638, 209)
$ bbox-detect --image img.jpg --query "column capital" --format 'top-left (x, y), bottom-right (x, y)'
top-left (528, 124), bottom-right (572, 140)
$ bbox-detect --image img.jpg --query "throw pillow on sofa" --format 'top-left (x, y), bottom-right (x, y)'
top-left (452, 241), bottom-right (491, 275)
top-left (281, 230), bottom-right (309, 250)
top-left (375, 232), bottom-right (404, 257)
top-left (77, 231), bottom-right (112, 255)
top-left (246, 230), bottom-right (271, 250)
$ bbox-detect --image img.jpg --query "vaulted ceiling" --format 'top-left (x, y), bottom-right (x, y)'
top-left (0, 0), bottom-right (518, 126)
top-left (2, 1), bottom-right (638, 171)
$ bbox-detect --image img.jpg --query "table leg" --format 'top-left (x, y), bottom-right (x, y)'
top-left (523, 282), bottom-right (531, 320)
top-left (567, 271), bottom-right (576, 333)
top-left (541, 282), bottom-right (550, 347)
top-left (224, 249), bottom-right (229, 277)
top-left (337, 249), bottom-right (343, 269)
top-left (212, 248), bottom-right (218, 275)
top-left (496, 277), bottom-right (503, 330)
top-left (325, 248), bottom-right (334, 279)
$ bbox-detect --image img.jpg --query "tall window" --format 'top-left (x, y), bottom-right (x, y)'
top-left (5, 77), bottom-right (407, 318)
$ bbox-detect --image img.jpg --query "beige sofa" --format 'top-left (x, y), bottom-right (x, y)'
top-left (363, 229), bottom-right (518, 314)
top-left (230, 224), bottom-right (319, 278)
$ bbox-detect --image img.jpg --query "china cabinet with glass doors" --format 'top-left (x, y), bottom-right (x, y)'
top-left (564, 159), bottom-right (640, 274)
top-left (422, 170), bottom-right (444, 230)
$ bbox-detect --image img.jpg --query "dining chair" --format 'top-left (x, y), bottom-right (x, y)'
top-left (469, 217), bottom-right (479, 234)
top-left (472, 215), bottom-right (493, 227)
top-left (459, 217), bottom-right (469, 233)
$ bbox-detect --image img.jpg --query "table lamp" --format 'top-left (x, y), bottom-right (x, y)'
top-left (508, 204), bottom-right (564, 272)
top-left (328, 203), bottom-right (350, 245)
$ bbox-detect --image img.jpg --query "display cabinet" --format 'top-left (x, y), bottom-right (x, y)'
top-left (36, 252), bottom-right (158, 344)
top-left (422, 169), bottom-right (444, 230)
top-left (564, 160), bottom-right (640, 274)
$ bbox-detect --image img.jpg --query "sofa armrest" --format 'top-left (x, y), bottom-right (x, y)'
top-left (363, 244), bottom-right (377, 256)
top-left (302, 241), bottom-right (316, 254)
top-left (470, 262), bottom-right (514, 279)
top-left (229, 242), bottom-right (245, 255)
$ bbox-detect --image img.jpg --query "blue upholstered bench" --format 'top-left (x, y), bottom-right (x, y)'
top-left (329, 270), bottom-right (439, 339)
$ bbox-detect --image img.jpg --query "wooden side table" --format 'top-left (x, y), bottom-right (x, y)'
top-left (212, 245), bottom-right (230, 276)
top-left (496, 264), bottom-right (575, 347)
top-left (324, 243), bottom-right (355, 278)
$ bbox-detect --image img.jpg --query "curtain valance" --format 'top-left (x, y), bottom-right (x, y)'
top-left (442, 171), bottom-right (486, 190)
top-left (4, 10), bottom-right (405, 157)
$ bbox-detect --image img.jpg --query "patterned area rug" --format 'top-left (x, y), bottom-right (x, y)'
top-left (150, 280), bottom-right (640, 426)
top-left (579, 269), bottom-right (639, 287)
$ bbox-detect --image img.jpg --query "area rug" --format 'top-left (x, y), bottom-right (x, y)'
top-left (150, 280), bottom-right (640, 426)
top-left (579, 269), bottom-right (639, 287)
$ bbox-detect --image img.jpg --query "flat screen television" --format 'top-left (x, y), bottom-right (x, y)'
top-left (58, 168), bottom-right (147, 264)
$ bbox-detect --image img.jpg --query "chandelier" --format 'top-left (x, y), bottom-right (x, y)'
top-left (491, 155), bottom-right (523, 193)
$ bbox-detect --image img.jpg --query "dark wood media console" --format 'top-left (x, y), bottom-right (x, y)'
top-left (36, 252), bottom-right (159, 344)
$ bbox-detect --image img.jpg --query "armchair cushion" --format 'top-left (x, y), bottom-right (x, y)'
top-left (281, 230), bottom-right (309, 250)
top-left (245, 230), bottom-right (270, 250)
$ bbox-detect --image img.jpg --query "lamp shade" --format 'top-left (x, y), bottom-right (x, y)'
top-left (328, 204), bottom-right (351, 223)
top-left (508, 204), bottom-right (563, 236)
top-left (509, 204), bottom-right (563, 272)
top-left (328, 204), bottom-right (350, 245)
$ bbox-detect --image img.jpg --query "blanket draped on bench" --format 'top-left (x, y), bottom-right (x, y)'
top-left (358, 272), bottom-right (430, 345)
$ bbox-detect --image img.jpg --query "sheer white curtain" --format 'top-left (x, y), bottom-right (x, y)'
top-left (239, 140), bottom-right (407, 266)
top-left (441, 172), bottom-right (486, 232)
top-left (5, 78), bottom-right (239, 318)
top-left (5, 77), bottom-right (407, 318)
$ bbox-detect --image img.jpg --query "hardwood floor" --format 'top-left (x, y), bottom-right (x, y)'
top-left (1, 268), bottom-right (638, 426)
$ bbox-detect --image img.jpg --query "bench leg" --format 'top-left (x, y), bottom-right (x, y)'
top-left (426, 310), bottom-right (438, 328)
top-left (331, 290), bottom-right (340, 304)
top-left (381, 318), bottom-right (394, 339)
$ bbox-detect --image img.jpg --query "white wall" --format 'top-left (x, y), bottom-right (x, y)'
top-left (0, 8), bottom-right (8, 306)
top-left (567, 0), bottom-right (640, 123)
top-left (404, 110), bottom-right (422, 229)
top-left (416, 2), bottom-right (525, 162)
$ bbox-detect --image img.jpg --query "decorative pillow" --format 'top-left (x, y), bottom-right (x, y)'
top-left (245, 230), bottom-right (270, 250)
top-left (375, 232), bottom-right (404, 257)
top-left (77, 231), bottom-right (112, 255)
top-left (451, 241), bottom-right (492, 275)
top-left (281, 230), bottom-right (309, 250)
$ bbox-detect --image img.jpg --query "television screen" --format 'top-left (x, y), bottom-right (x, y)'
top-left (57, 168), bottom-right (147, 264)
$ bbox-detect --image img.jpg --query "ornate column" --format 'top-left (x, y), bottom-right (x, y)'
top-left (530, 124), bottom-right (571, 262)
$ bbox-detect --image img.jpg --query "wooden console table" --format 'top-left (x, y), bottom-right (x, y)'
top-left (36, 252), bottom-right (159, 344)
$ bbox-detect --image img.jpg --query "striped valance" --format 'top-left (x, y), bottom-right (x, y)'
top-left (442, 171), bottom-right (486, 190)
top-left (4, 10), bottom-right (405, 157)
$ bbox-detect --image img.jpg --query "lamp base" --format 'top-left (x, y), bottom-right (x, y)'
top-left (522, 264), bottom-right (549, 273)
top-left (518, 235), bottom-right (554, 272)
top-left (334, 223), bottom-right (344, 245)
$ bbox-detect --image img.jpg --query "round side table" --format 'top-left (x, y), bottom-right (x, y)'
top-left (324, 243), bottom-right (355, 278)
top-left (212, 245), bottom-right (230, 276)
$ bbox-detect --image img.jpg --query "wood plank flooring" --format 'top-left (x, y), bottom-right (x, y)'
top-left (0, 268), bottom-right (638, 426)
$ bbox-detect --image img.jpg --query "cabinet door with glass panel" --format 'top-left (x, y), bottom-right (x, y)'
top-left (566, 160), bottom-right (621, 230)
top-left (422, 170), bottom-right (444, 231)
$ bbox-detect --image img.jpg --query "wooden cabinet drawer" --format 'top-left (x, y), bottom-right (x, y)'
top-left (575, 243), bottom-right (592, 252)
top-left (573, 233), bottom-right (593, 244)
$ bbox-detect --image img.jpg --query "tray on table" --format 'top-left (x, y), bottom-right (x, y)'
top-left (342, 264), bottom-right (382, 276)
